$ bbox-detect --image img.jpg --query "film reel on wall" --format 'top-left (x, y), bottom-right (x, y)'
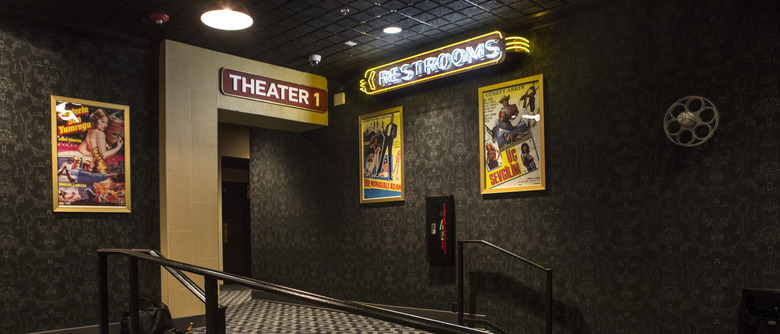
top-left (663, 96), bottom-right (720, 147)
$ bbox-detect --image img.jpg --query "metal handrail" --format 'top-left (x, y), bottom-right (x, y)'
top-left (99, 248), bottom-right (490, 334)
top-left (457, 240), bottom-right (553, 334)
top-left (144, 249), bottom-right (206, 303)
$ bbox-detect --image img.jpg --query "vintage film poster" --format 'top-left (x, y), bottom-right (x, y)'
top-left (479, 74), bottom-right (545, 194)
top-left (359, 106), bottom-right (404, 203)
top-left (51, 96), bottom-right (131, 212)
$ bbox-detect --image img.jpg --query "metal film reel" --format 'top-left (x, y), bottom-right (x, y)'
top-left (663, 96), bottom-right (719, 147)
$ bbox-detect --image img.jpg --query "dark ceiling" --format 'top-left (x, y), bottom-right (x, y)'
top-left (0, 0), bottom-right (594, 79)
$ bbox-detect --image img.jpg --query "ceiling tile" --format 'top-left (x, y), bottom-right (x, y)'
top-left (0, 0), bottom-right (587, 77)
top-left (413, 0), bottom-right (439, 11)
top-left (380, 0), bottom-right (408, 11)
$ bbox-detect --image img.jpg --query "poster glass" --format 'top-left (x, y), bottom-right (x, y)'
top-left (51, 96), bottom-right (131, 212)
top-left (479, 74), bottom-right (545, 194)
top-left (359, 106), bottom-right (404, 203)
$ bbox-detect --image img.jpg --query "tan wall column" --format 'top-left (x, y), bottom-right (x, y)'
top-left (159, 40), bottom-right (327, 318)
top-left (160, 41), bottom-right (220, 317)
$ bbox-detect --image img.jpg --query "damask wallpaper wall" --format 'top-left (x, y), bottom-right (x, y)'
top-left (0, 0), bottom-right (776, 333)
top-left (250, 0), bottom-right (778, 333)
top-left (0, 20), bottom-right (160, 333)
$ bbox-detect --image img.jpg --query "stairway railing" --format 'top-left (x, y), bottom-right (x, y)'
top-left (146, 249), bottom-right (205, 302)
top-left (98, 248), bottom-right (491, 334)
top-left (457, 240), bottom-right (553, 334)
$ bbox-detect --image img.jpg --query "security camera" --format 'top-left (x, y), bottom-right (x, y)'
top-left (309, 54), bottom-right (321, 66)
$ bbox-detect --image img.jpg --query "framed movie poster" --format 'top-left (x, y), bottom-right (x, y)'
top-left (51, 96), bottom-right (131, 212)
top-left (359, 106), bottom-right (404, 203)
top-left (479, 74), bottom-right (545, 194)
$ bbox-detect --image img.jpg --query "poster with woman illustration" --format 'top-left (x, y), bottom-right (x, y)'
top-left (359, 106), bottom-right (404, 203)
top-left (51, 96), bottom-right (130, 212)
top-left (479, 74), bottom-right (545, 194)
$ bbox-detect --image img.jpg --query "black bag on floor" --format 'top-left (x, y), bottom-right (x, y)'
top-left (120, 298), bottom-right (176, 334)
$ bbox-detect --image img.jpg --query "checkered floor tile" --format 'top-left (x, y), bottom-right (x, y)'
top-left (188, 289), bottom-right (432, 333)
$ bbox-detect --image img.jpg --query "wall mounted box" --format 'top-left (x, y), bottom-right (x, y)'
top-left (426, 195), bottom-right (455, 264)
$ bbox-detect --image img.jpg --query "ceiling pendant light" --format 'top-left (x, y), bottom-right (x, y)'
top-left (201, 0), bottom-right (253, 31)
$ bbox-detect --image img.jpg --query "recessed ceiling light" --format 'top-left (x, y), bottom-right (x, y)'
top-left (345, 41), bottom-right (357, 47)
top-left (383, 26), bottom-right (402, 34)
top-left (201, 1), bottom-right (253, 31)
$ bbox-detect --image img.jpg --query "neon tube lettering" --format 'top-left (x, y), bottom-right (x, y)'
top-left (400, 64), bottom-right (415, 81)
top-left (375, 39), bottom-right (502, 87)
top-left (424, 57), bottom-right (438, 75)
top-left (437, 53), bottom-right (452, 71)
top-left (485, 39), bottom-right (501, 59)
top-left (466, 43), bottom-right (485, 63)
top-left (389, 67), bottom-right (402, 84)
top-left (451, 49), bottom-right (466, 67)
top-left (378, 71), bottom-right (390, 86)
top-left (413, 60), bottom-right (425, 77)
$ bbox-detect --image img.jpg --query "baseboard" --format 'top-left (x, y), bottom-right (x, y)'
top-left (30, 315), bottom-right (205, 334)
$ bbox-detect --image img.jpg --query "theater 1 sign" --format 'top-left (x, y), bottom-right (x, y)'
top-left (221, 68), bottom-right (327, 113)
top-left (360, 31), bottom-right (529, 95)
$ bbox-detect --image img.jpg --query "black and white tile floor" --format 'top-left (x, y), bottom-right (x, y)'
top-left (188, 288), bottom-right (431, 333)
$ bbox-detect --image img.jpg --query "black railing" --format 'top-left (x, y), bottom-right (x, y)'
top-left (144, 249), bottom-right (228, 330)
top-left (98, 248), bottom-right (491, 334)
top-left (147, 249), bottom-right (205, 302)
top-left (457, 240), bottom-right (553, 334)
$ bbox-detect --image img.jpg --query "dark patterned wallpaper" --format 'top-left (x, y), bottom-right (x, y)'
top-left (0, 20), bottom-right (160, 333)
top-left (250, 0), bottom-right (778, 333)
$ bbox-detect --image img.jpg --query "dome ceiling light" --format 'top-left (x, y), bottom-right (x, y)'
top-left (201, 0), bottom-right (253, 31)
top-left (383, 26), bottom-right (402, 34)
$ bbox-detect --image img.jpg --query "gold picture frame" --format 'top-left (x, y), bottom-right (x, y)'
top-left (359, 106), bottom-right (404, 203)
top-left (479, 74), bottom-right (545, 194)
top-left (51, 96), bottom-right (131, 212)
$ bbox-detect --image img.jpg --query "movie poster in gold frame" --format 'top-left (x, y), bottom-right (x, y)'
top-left (359, 106), bottom-right (404, 203)
top-left (51, 96), bottom-right (131, 212)
top-left (479, 74), bottom-right (545, 194)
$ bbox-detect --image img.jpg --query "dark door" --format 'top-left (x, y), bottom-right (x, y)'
top-left (222, 181), bottom-right (251, 278)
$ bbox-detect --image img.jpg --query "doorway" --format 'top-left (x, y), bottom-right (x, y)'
top-left (221, 157), bottom-right (251, 278)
